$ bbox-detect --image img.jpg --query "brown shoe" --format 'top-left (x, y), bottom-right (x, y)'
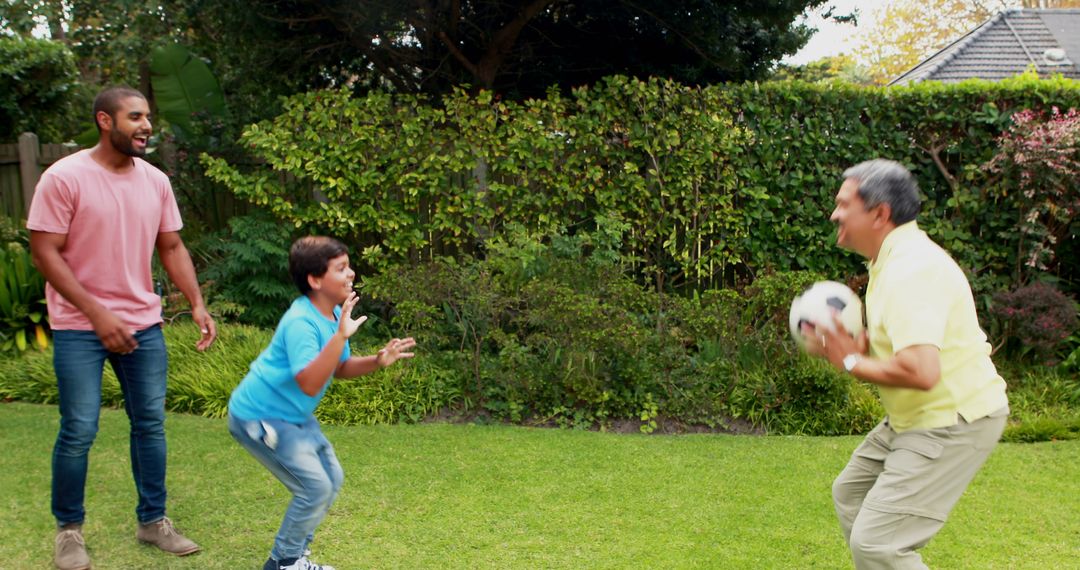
top-left (136, 516), bottom-right (200, 556)
top-left (54, 526), bottom-right (91, 570)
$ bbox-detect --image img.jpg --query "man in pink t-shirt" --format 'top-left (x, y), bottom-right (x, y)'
top-left (27, 86), bottom-right (217, 570)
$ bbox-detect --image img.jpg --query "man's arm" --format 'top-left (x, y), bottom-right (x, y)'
top-left (842, 344), bottom-right (941, 391)
top-left (813, 323), bottom-right (941, 391)
top-left (29, 230), bottom-right (138, 353)
top-left (156, 231), bottom-right (216, 351)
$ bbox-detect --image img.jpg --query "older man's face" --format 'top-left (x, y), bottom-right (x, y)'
top-left (830, 178), bottom-right (875, 257)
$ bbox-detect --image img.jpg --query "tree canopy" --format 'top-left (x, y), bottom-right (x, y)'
top-left (166, 0), bottom-right (829, 98)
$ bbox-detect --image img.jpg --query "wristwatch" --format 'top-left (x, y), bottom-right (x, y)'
top-left (842, 354), bottom-right (860, 372)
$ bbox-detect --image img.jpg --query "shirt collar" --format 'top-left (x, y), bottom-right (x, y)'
top-left (869, 221), bottom-right (920, 276)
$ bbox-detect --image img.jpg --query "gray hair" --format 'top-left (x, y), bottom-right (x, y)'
top-left (842, 159), bottom-right (921, 225)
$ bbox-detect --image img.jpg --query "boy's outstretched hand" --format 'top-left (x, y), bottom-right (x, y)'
top-left (376, 337), bottom-right (417, 368)
top-left (339, 292), bottom-right (368, 339)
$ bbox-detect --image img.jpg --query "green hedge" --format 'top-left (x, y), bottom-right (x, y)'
top-left (203, 75), bottom-right (1080, 296)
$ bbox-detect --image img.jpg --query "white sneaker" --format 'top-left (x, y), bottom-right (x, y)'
top-left (282, 556), bottom-right (335, 570)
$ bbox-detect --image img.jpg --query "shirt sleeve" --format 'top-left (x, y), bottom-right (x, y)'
top-left (158, 177), bottom-right (183, 233)
top-left (881, 264), bottom-right (949, 352)
top-left (282, 318), bottom-right (326, 379)
top-left (26, 171), bottom-right (74, 233)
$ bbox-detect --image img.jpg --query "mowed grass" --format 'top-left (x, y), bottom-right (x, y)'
top-left (1, 402), bottom-right (1078, 569)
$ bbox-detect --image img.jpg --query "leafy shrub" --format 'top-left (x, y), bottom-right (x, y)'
top-left (983, 106), bottom-right (1080, 279)
top-left (362, 221), bottom-right (880, 434)
top-left (318, 349), bottom-right (465, 425)
top-left (0, 216), bottom-right (29, 248)
top-left (0, 245), bottom-right (49, 354)
top-left (163, 320), bottom-right (272, 418)
top-left (200, 213), bottom-right (297, 327)
top-left (1002, 417), bottom-right (1080, 443)
top-left (742, 270), bottom-right (829, 338)
top-left (0, 37), bottom-right (88, 142)
top-left (990, 283), bottom-right (1079, 364)
top-left (724, 350), bottom-right (881, 436)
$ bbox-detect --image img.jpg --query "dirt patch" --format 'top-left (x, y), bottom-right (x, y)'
top-left (422, 409), bottom-right (766, 436)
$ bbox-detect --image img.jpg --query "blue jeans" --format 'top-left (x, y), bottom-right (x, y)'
top-left (228, 413), bottom-right (344, 561)
top-left (51, 325), bottom-right (169, 526)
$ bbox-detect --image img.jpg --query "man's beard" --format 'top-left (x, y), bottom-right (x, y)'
top-left (110, 128), bottom-right (146, 157)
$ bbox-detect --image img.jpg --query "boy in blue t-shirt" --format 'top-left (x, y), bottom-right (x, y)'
top-left (228, 236), bottom-right (415, 570)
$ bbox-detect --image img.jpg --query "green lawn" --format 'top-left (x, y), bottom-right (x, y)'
top-left (2, 402), bottom-right (1078, 569)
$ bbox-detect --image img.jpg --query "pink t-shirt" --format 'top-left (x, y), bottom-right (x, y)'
top-left (26, 150), bottom-right (183, 331)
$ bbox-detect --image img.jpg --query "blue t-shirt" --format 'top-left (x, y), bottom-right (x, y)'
top-left (228, 296), bottom-right (351, 423)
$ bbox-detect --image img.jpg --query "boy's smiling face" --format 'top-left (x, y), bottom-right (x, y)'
top-left (310, 253), bottom-right (355, 304)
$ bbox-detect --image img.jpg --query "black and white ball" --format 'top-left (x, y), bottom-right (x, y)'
top-left (789, 281), bottom-right (864, 350)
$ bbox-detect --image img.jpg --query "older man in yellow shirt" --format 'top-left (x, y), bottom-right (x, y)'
top-left (812, 159), bottom-right (1009, 569)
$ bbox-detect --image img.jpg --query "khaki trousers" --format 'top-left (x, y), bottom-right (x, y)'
top-left (832, 406), bottom-right (1008, 569)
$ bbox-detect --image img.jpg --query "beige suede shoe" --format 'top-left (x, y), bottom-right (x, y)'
top-left (136, 517), bottom-right (200, 556)
top-left (54, 526), bottom-right (91, 570)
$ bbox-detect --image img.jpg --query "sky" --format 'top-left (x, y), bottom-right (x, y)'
top-left (784, 0), bottom-right (893, 65)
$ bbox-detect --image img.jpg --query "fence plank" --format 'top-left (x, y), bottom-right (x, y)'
top-left (0, 134), bottom-right (81, 220)
top-left (0, 143), bottom-right (18, 165)
top-left (18, 133), bottom-right (41, 219)
top-left (40, 143), bottom-right (78, 165)
top-left (1, 163), bottom-right (20, 217)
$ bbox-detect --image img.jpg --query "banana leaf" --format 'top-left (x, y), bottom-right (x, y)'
top-left (149, 43), bottom-right (228, 144)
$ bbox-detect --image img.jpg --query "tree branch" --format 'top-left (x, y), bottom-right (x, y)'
top-left (471, 0), bottom-right (559, 88)
top-left (916, 140), bottom-right (959, 194)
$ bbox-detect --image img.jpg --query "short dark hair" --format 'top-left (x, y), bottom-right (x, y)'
top-left (842, 159), bottom-right (922, 225)
top-left (289, 236), bottom-right (349, 294)
top-left (92, 86), bottom-right (146, 132)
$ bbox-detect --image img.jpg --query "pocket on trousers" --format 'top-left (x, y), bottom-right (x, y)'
top-left (883, 434), bottom-right (944, 481)
top-left (870, 434), bottom-right (946, 507)
top-left (240, 419), bottom-right (279, 451)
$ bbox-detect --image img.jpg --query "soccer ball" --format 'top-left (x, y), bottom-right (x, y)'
top-left (789, 281), bottom-right (864, 349)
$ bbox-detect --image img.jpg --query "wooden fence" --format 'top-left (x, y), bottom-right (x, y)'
top-left (0, 133), bottom-right (80, 220)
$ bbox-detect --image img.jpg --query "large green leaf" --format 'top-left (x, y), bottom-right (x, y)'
top-left (72, 123), bottom-right (98, 147)
top-left (149, 43), bottom-right (227, 143)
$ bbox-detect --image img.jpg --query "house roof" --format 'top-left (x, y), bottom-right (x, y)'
top-left (890, 8), bottom-right (1080, 86)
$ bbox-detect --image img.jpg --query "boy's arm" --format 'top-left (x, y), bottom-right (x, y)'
top-left (335, 337), bottom-right (416, 379)
top-left (335, 354), bottom-right (382, 379)
top-left (295, 332), bottom-right (349, 396)
top-left (294, 292), bottom-right (368, 394)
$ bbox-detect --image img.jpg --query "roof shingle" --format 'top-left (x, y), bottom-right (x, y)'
top-left (890, 9), bottom-right (1080, 85)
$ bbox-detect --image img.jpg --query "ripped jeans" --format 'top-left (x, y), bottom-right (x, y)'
top-left (228, 413), bottom-right (344, 562)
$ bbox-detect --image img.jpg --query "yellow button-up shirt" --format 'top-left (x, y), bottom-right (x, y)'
top-left (866, 222), bottom-right (1008, 432)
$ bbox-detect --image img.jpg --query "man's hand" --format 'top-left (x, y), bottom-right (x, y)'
top-left (191, 305), bottom-right (217, 351)
top-left (376, 337), bottom-right (417, 368)
top-left (339, 292), bottom-right (368, 339)
top-left (804, 314), bottom-right (867, 370)
top-left (89, 309), bottom-right (138, 354)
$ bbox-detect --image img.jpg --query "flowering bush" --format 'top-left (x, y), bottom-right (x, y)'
top-left (990, 283), bottom-right (1079, 364)
top-left (984, 107), bottom-right (1080, 278)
